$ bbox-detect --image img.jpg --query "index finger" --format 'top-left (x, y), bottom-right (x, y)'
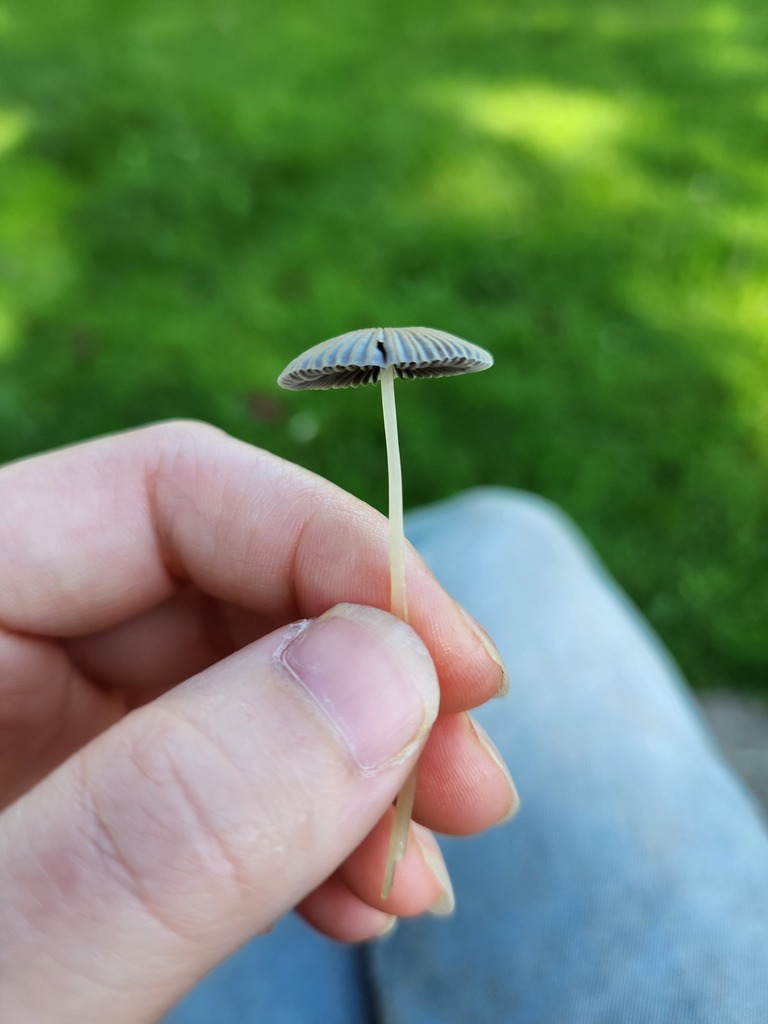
top-left (0, 421), bottom-right (505, 712)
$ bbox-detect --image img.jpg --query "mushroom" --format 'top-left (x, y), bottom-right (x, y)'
top-left (278, 326), bottom-right (493, 898)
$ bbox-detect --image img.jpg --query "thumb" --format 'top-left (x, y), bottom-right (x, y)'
top-left (0, 604), bottom-right (439, 1024)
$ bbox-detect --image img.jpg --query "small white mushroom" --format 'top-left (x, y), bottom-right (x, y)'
top-left (279, 326), bottom-right (493, 898)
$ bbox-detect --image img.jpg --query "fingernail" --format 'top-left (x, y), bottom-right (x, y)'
top-left (376, 915), bottom-right (398, 939)
top-left (279, 604), bottom-right (439, 774)
top-left (412, 823), bottom-right (455, 917)
top-left (475, 722), bottom-right (520, 822)
top-left (457, 606), bottom-right (509, 697)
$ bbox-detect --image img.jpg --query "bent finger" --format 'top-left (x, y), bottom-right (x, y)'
top-left (413, 712), bottom-right (520, 835)
top-left (0, 421), bottom-right (505, 712)
top-left (338, 814), bottom-right (456, 917)
top-left (297, 874), bottom-right (396, 943)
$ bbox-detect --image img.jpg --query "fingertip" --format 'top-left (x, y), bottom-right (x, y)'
top-left (414, 595), bottom-right (509, 714)
top-left (339, 812), bottom-right (452, 918)
top-left (473, 720), bottom-right (520, 822)
top-left (453, 602), bottom-right (509, 701)
top-left (413, 712), bottom-right (519, 834)
top-left (297, 875), bottom-right (396, 943)
top-left (410, 822), bottom-right (455, 916)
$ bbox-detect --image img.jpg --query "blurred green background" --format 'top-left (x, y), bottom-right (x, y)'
top-left (0, 0), bottom-right (766, 691)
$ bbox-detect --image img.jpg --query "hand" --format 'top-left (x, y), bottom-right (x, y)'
top-left (0, 421), bottom-right (516, 1023)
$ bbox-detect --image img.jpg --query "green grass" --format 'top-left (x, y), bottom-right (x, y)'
top-left (1, 0), bottom-right (767, 691)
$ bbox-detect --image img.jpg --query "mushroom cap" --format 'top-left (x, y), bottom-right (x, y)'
top-left (278, 326), bottom-right (493, 390)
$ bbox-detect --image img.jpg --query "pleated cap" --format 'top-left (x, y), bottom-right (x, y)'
top-left (278, 326), bottom-right (493, 390)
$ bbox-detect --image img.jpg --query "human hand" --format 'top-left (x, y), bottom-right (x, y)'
top-left (0, 421), bottom-right (516, 1023)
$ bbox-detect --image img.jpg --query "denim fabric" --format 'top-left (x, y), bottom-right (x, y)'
top-left (165, 489), bottom-right (768, 1024)
top-left (162, 913), bottom-right (369, 1024)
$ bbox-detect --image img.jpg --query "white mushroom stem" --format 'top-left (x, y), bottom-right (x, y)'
top-left (380, 366), bottom-right (407, 621)
top-left (379, 365), bottom-right (418, 899)
top-left (381, 766), bottom-right (418, 899)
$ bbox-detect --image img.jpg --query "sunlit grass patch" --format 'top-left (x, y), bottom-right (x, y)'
top-left (438, 81), bottom-right (632, 162)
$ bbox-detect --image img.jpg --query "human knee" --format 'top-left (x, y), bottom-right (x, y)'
top-left (437, 487), bottom-right (585, 554)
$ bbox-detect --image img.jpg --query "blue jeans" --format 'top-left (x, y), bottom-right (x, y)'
top-left (164, 490), bottom-right (768, 1024)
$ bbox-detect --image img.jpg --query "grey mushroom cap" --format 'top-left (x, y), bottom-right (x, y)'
top-left (278, 326), bottom-right (493, 390)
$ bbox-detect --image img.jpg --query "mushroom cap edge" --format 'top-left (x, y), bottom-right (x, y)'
top-left (278, 326), bottom-right (493, 390)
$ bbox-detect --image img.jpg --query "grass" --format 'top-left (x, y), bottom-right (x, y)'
top-left (0, 0), bottom-right (767, 691)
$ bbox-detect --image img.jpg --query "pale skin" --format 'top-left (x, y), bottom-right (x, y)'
top-left (0, 421), bottom-right (516, 1024)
